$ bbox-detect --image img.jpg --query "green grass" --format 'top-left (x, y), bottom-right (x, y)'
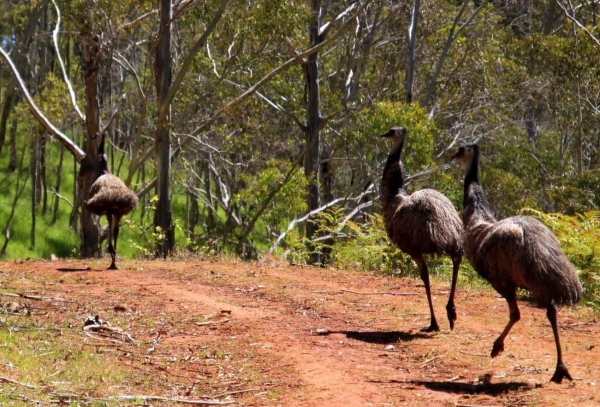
top-left (0, 135), bottom-right (191, 261)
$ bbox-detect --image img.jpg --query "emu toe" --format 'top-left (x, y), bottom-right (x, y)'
top-left (108, 263), bottom-right (118, 271)
top-left (491, 340), bottom-right (504, 358)
top-left (446, 302), bottom-right (457, 330)
top-left (550, 363), bottom-right (573, 384)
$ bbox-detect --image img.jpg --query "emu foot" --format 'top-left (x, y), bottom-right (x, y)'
top-left (550, 363), bottom-right (573, 384)
top-left (107, 263), bottom-right (118, 271)
top-left (446, 302), bottom-right (457, 330)
top-left (420, 321), bottom-right (440, 332)
top-left (491, 339), bottom-right (504, 358)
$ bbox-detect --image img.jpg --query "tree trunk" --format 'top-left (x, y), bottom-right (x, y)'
top-left (30, 135), bottom-right (38, 250)
top-left (153, 0), bottom-right (175, 258)
top-left (78, 33), bottom-right (102, 258)
top-left (303, 0), bottom-right (324, 265)
top-left (50, 144), bottom-right (65, 225)
top-left (7, 118), bottom-right (18, 172)
top-left (0, 88), bottom-right (16, 155)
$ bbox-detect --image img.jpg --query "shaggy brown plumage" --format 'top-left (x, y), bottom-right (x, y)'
top-left (380, 127), bottom-right (463, 332)
top-left (452, 143), bottom-right (582, 383)
top-left (85, 132), bottom-right (138, 270)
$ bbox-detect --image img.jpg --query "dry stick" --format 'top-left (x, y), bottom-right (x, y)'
top-left (0, 376), bottom-right (39, 389)
top-left (114, 395), bottom-right (235, 405)
top-left (1, 292), bottom-right (67, 302)
top-left (420, 355), bottom-right (442, 367)
top-left (341, 289), bottom-right (420, 296)
top-left (194, 318), bottom-right (232, 326)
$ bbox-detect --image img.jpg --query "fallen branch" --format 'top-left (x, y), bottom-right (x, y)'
top-left (1, 292), bottom-right (67, 302)
top-left (0, 375), bottom-right (39, 389)
top-left (46, 392), bottom-right (236, 405)
top-left (83, 324), bottom-right (136, 344)
top-left (341, 289), bottom-right (420, 296)
top-left (115, 395), bottom-right (236, 405)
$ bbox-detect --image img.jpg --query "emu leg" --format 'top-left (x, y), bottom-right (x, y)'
top-left (491, 295), bottom-right (520, 357)
top-left (107, 215), bottom-right (117, 270)
top-left (446, 255), bottom-right (461, 330)
top-left (415, 256), bottom-right (439, 332)
top-left (547, 303), bottom-right (573, 383)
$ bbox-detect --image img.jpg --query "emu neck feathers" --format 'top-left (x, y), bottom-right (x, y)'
top-left (381, 138), bottom-right (407, 205)
top-left (462, 153), bottom-right (495, 226)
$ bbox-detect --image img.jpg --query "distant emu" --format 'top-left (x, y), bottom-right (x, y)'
top-left (380, 127), bottom-right (463, 331)
top-left (85, 132), bottom-right (139, 270)
top-left (452, 143), bottom-right (582, 383)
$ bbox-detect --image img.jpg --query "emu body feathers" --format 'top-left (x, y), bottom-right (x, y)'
top-left (453, 143), bottom-right (581, 384)
top-left (380, 127), bottom-right (463, 332)
top-left (85, 133), bottom-right (138, 270)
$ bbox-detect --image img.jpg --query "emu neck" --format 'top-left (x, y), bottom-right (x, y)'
top-left (97, 134), bottom-right (110, 177)
top-left (381, 137), bottom-right (407, 210)
top-left (462, 153), bottom-right (495, 226)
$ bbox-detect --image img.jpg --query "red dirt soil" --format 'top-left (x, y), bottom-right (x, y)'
top-left (1, 257), bottom-right (599, 406)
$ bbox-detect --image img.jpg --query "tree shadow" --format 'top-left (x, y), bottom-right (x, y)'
top-left (340, 330), bottom-right (433, 344)
top-left (410, 379), bottom-right (535, 396)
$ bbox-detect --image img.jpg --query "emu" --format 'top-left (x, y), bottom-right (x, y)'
top-left (380, 127), bottom-right (463, 331)
top-left (452, 143), bottom-right (582, 383)
top-left (85, 132), bottom-right (139, 270)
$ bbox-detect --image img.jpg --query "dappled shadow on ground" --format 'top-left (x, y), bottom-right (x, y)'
top-left (343, 330), bottom-right (432, 344)
top-left (411, 379), bottom-right (535, 395)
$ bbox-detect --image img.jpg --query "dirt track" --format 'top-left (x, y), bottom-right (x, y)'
top-left (1, 258), bottom-right (599, 406)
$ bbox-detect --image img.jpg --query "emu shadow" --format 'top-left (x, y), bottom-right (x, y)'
top-left (411, 379), bottom-right (534, 396)
top-left (56, 267), bottom-right (93, 272)
top-left (343, 330), bottom-right (432, 344)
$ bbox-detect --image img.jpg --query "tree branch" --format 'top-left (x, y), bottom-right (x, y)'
top-left (556, 0), bottom-right (600, 48)
top-left (51, 0), bottom-right (85, 122)
top-left (0, 47), bottom-right (86, 162)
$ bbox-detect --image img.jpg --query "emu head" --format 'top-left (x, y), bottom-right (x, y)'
top-left (380, 126), bottom-right (406, 155)
top-left (451, 144), bottom-right (479, 163)
top-left (379, 126), bottom-right (406, 142)
top-left (92, 131), bottom-right (109, 174)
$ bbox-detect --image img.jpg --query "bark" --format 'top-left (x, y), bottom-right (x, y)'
top-left (30, 136), bottom-right (38, 250)
top-left (78, 33), bottom-right (103, 258)
top-left (153, 0), bottom-right (175, 258)
top-left (51, 145), bottom-right (66, 225)
top-left (304, 0), bottom-right (324, 265)
top-left (7, 118), bottom-right (18, 172)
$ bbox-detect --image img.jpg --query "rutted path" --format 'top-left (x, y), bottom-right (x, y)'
top-left (3, 259), bottom-right (600, 406)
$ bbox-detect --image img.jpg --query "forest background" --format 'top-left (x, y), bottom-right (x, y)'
top-left (1, 0), bottom-right (600, 305)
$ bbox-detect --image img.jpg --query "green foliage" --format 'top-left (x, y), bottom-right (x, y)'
top-left (327, 213), bottom-right (413, 275)
top-left (354, 101), bottom-right (437, 171)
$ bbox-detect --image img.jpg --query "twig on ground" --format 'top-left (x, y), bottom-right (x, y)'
top-left (0, 375), bottom-right (40, 389)
top-left (341, 289), bottom-right (420, 296)
top-left (421, 355), bottom-right (442, 367)
top-left (195, 318), bottom-right (231, 326)
top-left (1, 292), bottom-right (67, 302)
top-left (115, 395), bottom-right (236, 405)
top-left (83, 323), bottom-right (137, 344)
